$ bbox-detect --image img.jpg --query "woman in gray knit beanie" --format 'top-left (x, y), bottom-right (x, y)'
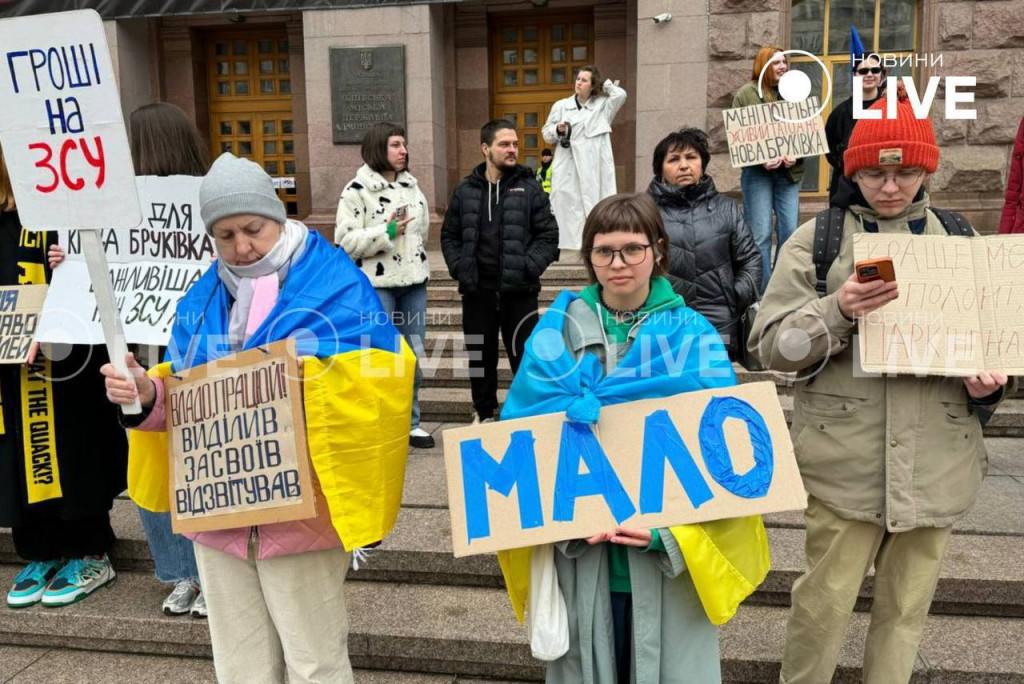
top-left (101, 152), bottom-right (415, 684)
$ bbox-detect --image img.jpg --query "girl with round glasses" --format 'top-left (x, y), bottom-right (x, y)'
top-left (499, 193), bottom-right (770, 683)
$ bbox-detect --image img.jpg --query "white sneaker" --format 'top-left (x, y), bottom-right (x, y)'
top-left (190, 591), bottom-right (207, 619)
top-left (162, 579), bottom-right (200, 616)
top-left (409, 427), bottom-right (435, 449)
top-left (471, 412), bottom-right (497, 425)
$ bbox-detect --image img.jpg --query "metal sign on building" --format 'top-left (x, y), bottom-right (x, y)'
top-left (329, 45), bottom-right (406, 145)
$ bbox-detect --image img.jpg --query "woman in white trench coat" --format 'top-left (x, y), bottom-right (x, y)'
top-left (542, 65), bottom-right (627, 251)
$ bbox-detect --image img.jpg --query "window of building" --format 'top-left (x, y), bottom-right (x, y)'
top-left (789, 0), bottom-right (918, 195)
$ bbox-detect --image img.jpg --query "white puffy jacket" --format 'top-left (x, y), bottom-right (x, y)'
top-left (335, 163), bottom-right (430, 288)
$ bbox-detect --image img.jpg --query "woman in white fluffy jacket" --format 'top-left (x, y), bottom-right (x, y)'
top-left (335, 122), bottom-right (433, 449)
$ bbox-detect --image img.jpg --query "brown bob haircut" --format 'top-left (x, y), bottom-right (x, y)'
top-left (129, 103), bottom-right (209, 177)
top-left (362, 122), bottom-right (407, 173)
top-left (751, 45), bottom-right (786, 89)
top-left (581, 193), bottom-right (669, 284)
top-left (0, 144), bottom-right (14, 212)
top-left (576, 65), bottom-right (604, 96)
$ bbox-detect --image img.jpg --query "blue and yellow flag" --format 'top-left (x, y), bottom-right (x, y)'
top-left (128, 229), bottom-right (415, 550)
top-left (496, 290), bottom-right (770, 625)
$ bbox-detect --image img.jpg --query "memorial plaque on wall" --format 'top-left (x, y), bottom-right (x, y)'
top-left (330, 46), bottom-right (406, 144)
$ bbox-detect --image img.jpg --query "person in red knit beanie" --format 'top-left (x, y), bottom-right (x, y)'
top-left (748, 81), bottom-right (1008, 683)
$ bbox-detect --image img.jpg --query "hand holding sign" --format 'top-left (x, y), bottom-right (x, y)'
top-left (963, 371), bottom-right (1008, 400)
top-left (0, 9), bottom-right (143, 414)
top-left (100, 353), bottom-right (156, 408)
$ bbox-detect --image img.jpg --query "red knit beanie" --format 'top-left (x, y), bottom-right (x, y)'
top-left (843, 81), bottom-right (940, 177)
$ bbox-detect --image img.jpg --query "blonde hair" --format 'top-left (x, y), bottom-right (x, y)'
top-left (751, 46), bottom-right (786, 96)
top-left (0, 144), bottom-right (15, 212)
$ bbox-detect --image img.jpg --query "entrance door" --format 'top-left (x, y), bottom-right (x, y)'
top-left (206, 31), bottom-right (299, 217)
top-left (490, 12), bottom-right (594, 171)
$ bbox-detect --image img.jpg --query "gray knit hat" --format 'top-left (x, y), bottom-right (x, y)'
top-left (200, 153), bottom-right (287, 232)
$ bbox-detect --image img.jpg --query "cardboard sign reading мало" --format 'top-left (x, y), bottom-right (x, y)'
top-left (723, 99), bottom-right (829, 169)
top-left (0, 285), bottom-right (46, 364)
top-left (165, 339), bottom-right (316, 534)
top-left (0, 10), bottom-right (141, 230)
top-left (443, 381), bottom-right (805, 557)
top-left (854, 233), bottom-right (1024, 376)
top-left (35, 176), bottom-right (212, 346)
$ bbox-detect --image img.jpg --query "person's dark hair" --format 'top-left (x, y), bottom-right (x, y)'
top-left (361, 122), bottom-right (407, 173)
top-left (852, 53), bottom-right (886, 75)
top-left (541, 148), bottom-right (553, 157)
top-left (652, 128), bottom-right (711, 179)
top-left (129, 103), bottom-right (209, 177)
top-left (481, 119), bottom-right (516, 146)
top-left (576, 65), bottom-right (604, 96)
top-left (581, 193), bottom-right (669, 283)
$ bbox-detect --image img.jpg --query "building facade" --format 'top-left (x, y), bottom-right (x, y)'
top-left (5, 0), bottom-right (1022, 237)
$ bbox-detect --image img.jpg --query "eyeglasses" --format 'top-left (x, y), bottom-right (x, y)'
top-left (856, 168), bottom-right (925, 189)
top-left (590, 243), bottom-right (651, 267)
top-left (855, 66), bottom-right (883, 75)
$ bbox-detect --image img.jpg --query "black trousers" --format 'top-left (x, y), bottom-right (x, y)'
top-left (612, 591), bottom-right (633, 683)
top-left (12, 510), bottom-right (115, 561)
top-left (460, 289), bottom-right (539, 420)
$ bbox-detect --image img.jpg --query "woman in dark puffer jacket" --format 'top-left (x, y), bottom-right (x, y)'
top-left (647, 128), bottom-right (761, 361)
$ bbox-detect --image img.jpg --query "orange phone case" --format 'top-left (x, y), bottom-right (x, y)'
top-left (855, 257), bottom-right (896, 283)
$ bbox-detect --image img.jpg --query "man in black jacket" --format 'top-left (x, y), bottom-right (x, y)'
top-left (441, 119), bottom-right (559, 423)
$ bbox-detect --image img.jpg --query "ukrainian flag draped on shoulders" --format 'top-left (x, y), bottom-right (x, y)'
top-left (127, 229), bottom-right (415, 550)
top-left (496, 289), bottom-right (770, 626)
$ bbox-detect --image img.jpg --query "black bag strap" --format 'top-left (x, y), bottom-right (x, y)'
top-left (929, 207), bottom-right (973, 237)
top-left (811, 207), bottom-right (971, 299)
top-left (812, 207), bottom-right (846, 298)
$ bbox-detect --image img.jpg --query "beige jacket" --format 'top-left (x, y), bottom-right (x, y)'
top-left (748, 196), bottom-right (997, 531)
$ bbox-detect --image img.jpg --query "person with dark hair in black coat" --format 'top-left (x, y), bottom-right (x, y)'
top-left (440, 119), bottom-right (560, 423)
top-left (825, 54), bottom-right (887, 207)
top-left (647, 128), bottom-right (762, 361)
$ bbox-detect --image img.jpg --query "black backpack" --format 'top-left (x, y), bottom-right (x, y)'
top-left (812, 206), bottom-right (973, 297)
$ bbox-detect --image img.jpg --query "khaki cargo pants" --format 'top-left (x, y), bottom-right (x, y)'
top-left (779, 496), bottom-right (953, 684)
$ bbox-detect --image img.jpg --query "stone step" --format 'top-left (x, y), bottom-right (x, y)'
top-left (418, 355), bottom-right (793, 392)
top-left (365, 507), bottom-right (1024, 617)
top-left (427, 263), bottom-right (589, 289)
top-left (418, 387), bottom-right (507, 423)
top-left (0, 645), bottom-right (464, 684)
top-left (426, 285), bottom-right (560, 306)
top-left (6, 435), bottom-right (1021, 618)
top-left (0, 566), bottom-right (1021, 682)
top-left (418, 386), bottom-right (1024, 437)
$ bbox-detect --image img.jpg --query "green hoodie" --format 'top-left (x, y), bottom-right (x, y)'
top-left (578, 276), bottom-right (684, 592)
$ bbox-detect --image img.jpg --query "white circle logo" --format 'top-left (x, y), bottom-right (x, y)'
top-left (758, 49), bottom-right (832, 123)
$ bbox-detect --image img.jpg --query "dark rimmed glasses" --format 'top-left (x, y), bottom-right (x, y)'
top-left (590, 243), bottom-right (651, 267)
top-left (856, 168), bottom-right (926, 189)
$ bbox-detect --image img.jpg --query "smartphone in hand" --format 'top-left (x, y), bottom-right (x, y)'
top-left (395, 205), bottom-right (408, 221)
top-left (855, 257), bottom-right (896, 284)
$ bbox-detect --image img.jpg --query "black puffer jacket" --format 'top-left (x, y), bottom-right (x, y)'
top-left (441, 163), bottom-right (559, 294)
top-left (647, 175), bottom-right (761, 360)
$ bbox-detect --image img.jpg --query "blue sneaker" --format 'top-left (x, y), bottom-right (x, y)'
top-left (7, 559), bottom-right (62, 608)
top-left (41, 555), bottom-right (115, 607)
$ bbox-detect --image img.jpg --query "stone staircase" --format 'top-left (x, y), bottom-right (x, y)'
top-left (1, 256), bottom-right (1023, 682)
